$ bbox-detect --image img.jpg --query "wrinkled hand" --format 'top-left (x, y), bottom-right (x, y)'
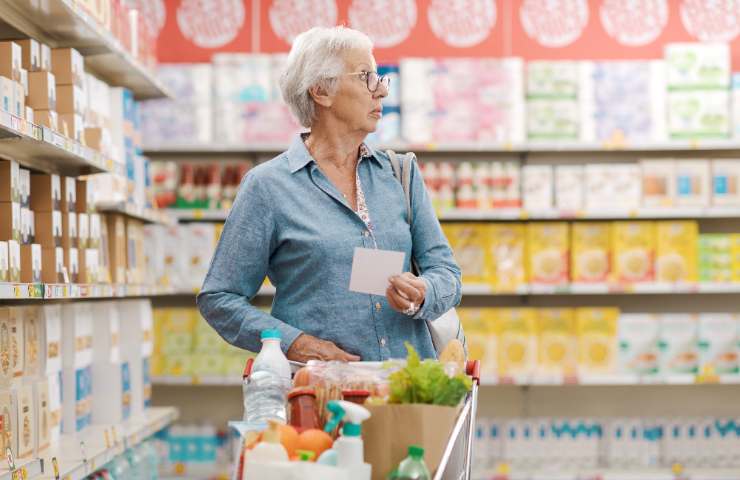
top-left (387, 272), bottom-right (426, 315)
top-left (286, 333), bottom-right (361, 363)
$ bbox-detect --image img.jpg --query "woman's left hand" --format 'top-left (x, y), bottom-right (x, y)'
top-left (387, 272), bottom-right (426, 316)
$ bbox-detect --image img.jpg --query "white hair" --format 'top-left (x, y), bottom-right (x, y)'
top-left (279, 26), bottom-right (374, 128)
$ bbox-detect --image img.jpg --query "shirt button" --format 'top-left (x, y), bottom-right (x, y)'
top-left (375, 302), bottom-right (381, 311)
top-left (380, 337), bottom-right (387, 346)
top-left (364, 231), bottom-right (370, 237)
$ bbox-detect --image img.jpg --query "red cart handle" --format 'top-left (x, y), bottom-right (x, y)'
top-left (243, 358), bottom-right (254, 379)
top-left (466, 360), bottom-right (480, 384)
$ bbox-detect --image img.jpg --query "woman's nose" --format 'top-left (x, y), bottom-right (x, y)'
top-left (374, 82), bottom-right (389, 99)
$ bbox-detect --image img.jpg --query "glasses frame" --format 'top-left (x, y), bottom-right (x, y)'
top-left (345, 70), bottom-right (390, 93)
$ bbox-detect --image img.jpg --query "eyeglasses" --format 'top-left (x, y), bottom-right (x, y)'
top-left (345, 70), bottom-right (390, 93)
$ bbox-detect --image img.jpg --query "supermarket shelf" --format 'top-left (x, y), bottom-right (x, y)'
top-left (0, 458), bottom-right (43, 480)
top-left (143, 139), bottom-right (740, 155)
top-left (97, 202), bottom-right (177, 226)
top-left (0, 111), bottom-right (115, 176)
top-left (38, 407), bottom-right (178, 480)
top-left (480, 373), bottom-right (740, 387)
top-left (0, 283), bottom-right (180, 300)
top-left (440, 206), bottom-right (740, 221)
top-left (0, 0), bottom-right (169, 99)
top-left (166, 209), bottom-right (230, 222)
top-left (152, 375), bottom-right (241, 387)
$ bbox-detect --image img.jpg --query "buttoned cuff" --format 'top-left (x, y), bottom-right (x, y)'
top-left (412, 276), bottom-right (434, 321)
top-left (276, 323), bottom-right (304, 356)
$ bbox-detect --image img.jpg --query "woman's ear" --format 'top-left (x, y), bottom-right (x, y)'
top-left (309, 83), bottom-right (333, 108)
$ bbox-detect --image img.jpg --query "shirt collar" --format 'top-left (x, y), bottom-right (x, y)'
top-left (287, 133), bottom-right (385, 174)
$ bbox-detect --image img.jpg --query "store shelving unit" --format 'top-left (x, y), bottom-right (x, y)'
top-left (0, 283), bottom-right (180, 300)
top-left (39, 407), bottom-right (178, 480)
top-left (0, 459), bottom-right (43, 480)
top-left (97, 202), bottom-right (177, 226)
top-left (0, 0), bottom-right (169, 99)
top-left (0, 111), bottom-right (116, 176)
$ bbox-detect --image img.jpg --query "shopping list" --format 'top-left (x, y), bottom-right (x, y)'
top-left (349, 247), bottom-right (405, 296)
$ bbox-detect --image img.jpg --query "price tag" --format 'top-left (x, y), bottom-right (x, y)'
top-left (13, 285), bottom-right (21, 298)
top-left (6, 444), bottom-right (16, 471)
top-left (19, 466), bottom-right (27, 479)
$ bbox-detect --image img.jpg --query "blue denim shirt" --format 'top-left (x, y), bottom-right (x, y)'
top-left (196, 135), bottom-right (462, 361)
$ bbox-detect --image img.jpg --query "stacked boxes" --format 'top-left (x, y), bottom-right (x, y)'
top-left (0, 160), bottom-right (21, 282)
top-left (31, 173), bottom-right (62, 283)
top-left (51, 48), bottom-right (85, 141)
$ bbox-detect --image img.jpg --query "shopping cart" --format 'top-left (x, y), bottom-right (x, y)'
top-left (234, 358), bottom-right (481, 480)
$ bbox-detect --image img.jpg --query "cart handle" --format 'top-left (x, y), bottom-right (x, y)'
top-left (466, 360), bottom-right (480, 384)
top-left (243, 358), bottom-right (254, 379)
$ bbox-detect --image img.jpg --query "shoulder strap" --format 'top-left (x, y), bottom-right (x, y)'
top-left (386, 150), bottom-right (413, 226)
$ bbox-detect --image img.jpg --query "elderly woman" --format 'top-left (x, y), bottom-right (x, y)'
top-left (197, 26), bottom-right (461, 362)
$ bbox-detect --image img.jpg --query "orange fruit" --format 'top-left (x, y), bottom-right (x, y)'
top-left (296, 429), bottom-right (333, 459)
top-left (278, 424), bottom-right (299, 457)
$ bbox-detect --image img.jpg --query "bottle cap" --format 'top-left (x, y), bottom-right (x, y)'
top-left (261, 329), bottom-right (281, 340)
top-left (408, 445), bottom-right (424, 459)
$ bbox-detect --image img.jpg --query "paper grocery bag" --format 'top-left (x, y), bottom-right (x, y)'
top-left (363, 403), bottom-right (461, 480)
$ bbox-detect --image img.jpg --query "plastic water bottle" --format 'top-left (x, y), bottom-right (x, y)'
top-left (395, 445), bottom-right (431, 480)
top-left (243, 329), bottom-right (292, 426)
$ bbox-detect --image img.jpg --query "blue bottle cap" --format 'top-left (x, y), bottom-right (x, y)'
top-left (261, 329), bottom-right (281, 340)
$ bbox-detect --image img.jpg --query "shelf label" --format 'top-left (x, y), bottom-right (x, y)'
top-left (13, 286), bottom-right (20, 298)
top-left (52, 457), bottom-right (60, 479)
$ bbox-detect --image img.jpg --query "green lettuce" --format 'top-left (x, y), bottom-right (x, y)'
top-left (389, 342), bottom-right (472, 406)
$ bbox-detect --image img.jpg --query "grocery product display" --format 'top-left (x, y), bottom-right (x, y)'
top-left (6, 1), bottom-right (740, 479)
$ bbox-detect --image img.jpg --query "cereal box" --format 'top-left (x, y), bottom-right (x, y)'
top-left (612, 221), bottom-right (656, 284)
top-left (618, 313), bottom-right (660, 376)
top-left (576, 308), bottom-right (619, 375)
top-left (443, 223), bottom-right (491, 286)
top-left (536, 309), bottom-right (577, 375)
top-left (495, 308), bottom-right (537, 378)
top-left (656, 221), bottom-right (698, 283)
top-left (659, 314), bottom-right (699, 375)
top-left (489, 224), bottom-right (526, 293)
top-left (459, 308), bottom-right (497, 377)
top-left (572, 222), bottom-right (612, 283)
top-left (699, 234), bottom-right (732, 283)
top-left (526, 222), bottom-right (570, 285)
top-left (697, 313), bottom-right (738, 375)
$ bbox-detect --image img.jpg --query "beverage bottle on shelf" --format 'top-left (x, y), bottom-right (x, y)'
top-left (243, 329), bottom-right (292, 426)
top-left (395, 445), bottom-right (431, 480)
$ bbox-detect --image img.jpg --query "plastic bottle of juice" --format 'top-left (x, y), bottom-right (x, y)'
top-left (395, 445), bottom-right (431, 480)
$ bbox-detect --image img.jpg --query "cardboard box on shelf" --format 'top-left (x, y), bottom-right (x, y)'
top-left (19, 68), bottom-right (27, 97)
top-left (34, 380), bottom-right (50, 452)
top-left (30, 173), bottom-right (61, 212)
top-left (78, 248), bottom-right (98, 284)
top-left (77, 213), bottom-right (89, 249)
top-left (495, 308), bottom-right (537, 377)
top-left (18, 169), bottom-right (29, 209)
top-left (23, 306), bottom-right (41, 379)
top-left (0, 77), bottom-right (11, 114)
top-left (576, 307), bottom-right (619, 375)
top-left (442, 223), bottom-right (491, 286)
top-left (12, 81), bottom-right (24, 118)
top-left (24, 107), bottom-right (32, 123)
top-left (41, 305), bottom-right (62, 375)
top-left (59, 113), bottom-right (83, 142)
top-left (34, 210), bottom-right (62, 248)
top-left (91, 302), bottom-right (130, 423)
top-left (668, 90), bottom-right (730, 139)
top-left (84, 127), bottom-right (111, 153)
top-left (522, 165), bottom-right (553, 210)
top-left (536, 308), bottom-right (577, 375)
top-left (64, 247), bottom-right (79, 284)
top-left (675, 160), bottom-right (711, 207)
top-left (14, 39), bottom-right (40, 73)
top-left (660, 313), bottom-right (700, 375)
top-left (20, 208), bottom-right (31, 245)
top-left (526, 222), bottom-right (570, 285)
top-left (0, 42), bottom-right (22, 83)
top-left (555, 165), bottom-right (584, 211)
top-left (33, 109), bottom-right (58, 131)
top-left (642, 159), bottom-right (676, 207)
top-left (89, 213), bottom-right (101, 249)
top-left (120, 300), bottom-right (154, 416)
top-left (41, 247), bottom-right (64, 284)
top-left (0, 202), bottom-right (21, 243)
top-left (55, 84), bottom-right (85, 115)
top-left (572, 222), bottom-right (612, 283)
top-left (489, 224), bottom-right (526, 293)
top-left (698, 313), bottom-right (738, 375)
top-left (62, 365), bottom-right (91, 433)
top-left (39, 44), bottom-right (51, 73)
top-left (26, 71), bottom-right (56, 110)
top-left (8, 307), bottom-right (25, 382)
top-left (12, 384), bottom-right (35, 458)
top-left (46, 372), bottom-right (60, 445)
top-left (0, 160), bottom-right (20, 203)
top-left (61, 211), bottom-right (77, 250)
top-left (19, 244), bottom-right (41, 283)
top-left (0, 308), bottom-right (13, 386)
top-left (50, 48), bottom-right (83, 87)
top-left (0, 391), bottom-right (14, 457)
top-left (618, 313), bottom-right (660, 376)
top-left (7, 240), bottom-right (19, 282)
top-left (711, 159), bottom-right (740, 206)
top-left (612, 221), bottom-right (656, 284)
top-left (0, 241), bottom-right (7, 282)
top-left (665, 43), bottom-right (730, 89)
top-left (106, 214), bottom-right (126, 283)
top-left (61, 177), bottom-right (76, 213)
top-left (76, 180), bottom-right (91, 214)
top-left (656, 221), bottom-right (699, 283)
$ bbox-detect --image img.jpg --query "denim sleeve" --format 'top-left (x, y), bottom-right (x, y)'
top-left (196, 170), bottom-right (304, 355)
top-left (407, 157), bottom-right (463, 320)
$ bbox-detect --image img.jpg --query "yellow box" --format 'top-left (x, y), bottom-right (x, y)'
top-left (576, 308), bottom-right (619, 375)
top-left (489, 224), bottom-right (526, 292)
top-left (163, 354), bottom-right (193, 377)
top-left (536, 309), bottom-right (577, 375)
top-left (732, 234), bottom-right (740, 282)
top-left (571, 223), bottom-right (611, 283)
top-left (443, 223), bottom-right (491, 286)
top-left (495, 308), bottom-right (537, 377)
top-left (656, 221), bottom-right (698, 283)
top-left (526, 222), bottom-right (569, 285)
top-left (612, 221), bottom-right (656, 284)
top-left (458, 308), bottom-right (496, 377)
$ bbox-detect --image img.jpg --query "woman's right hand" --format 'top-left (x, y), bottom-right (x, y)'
top-left (286, 333), bottom-right (361, 363)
